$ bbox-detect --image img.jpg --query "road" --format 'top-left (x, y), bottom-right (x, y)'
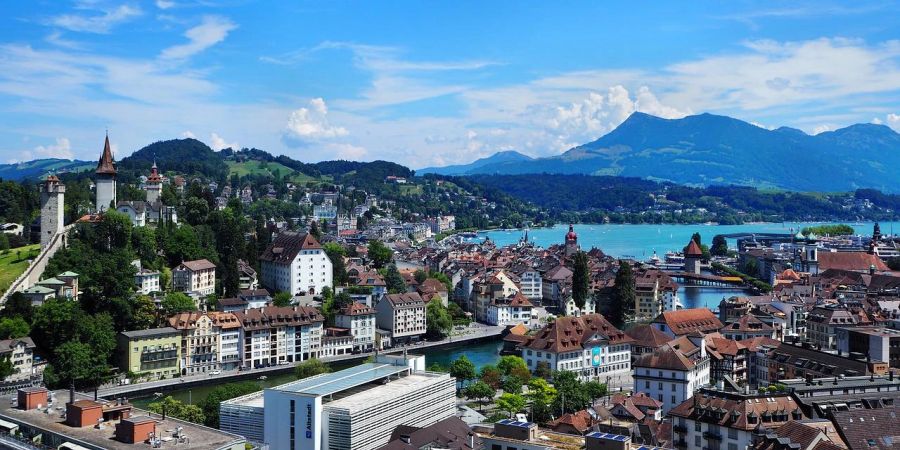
top-left (93, 324), bottom-right (504, 399)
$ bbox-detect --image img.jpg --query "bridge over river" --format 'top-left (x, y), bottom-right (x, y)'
top-left (668, 271), bottom-right (746, 288)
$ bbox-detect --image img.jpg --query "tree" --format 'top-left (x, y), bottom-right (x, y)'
top-left (0, 317), bottom-right (30, 339)
top-left (413, 269), bottom-right (427, 284)
top-left (571, 251), bottom-right (591, 310)
top-left (449, 355), bottom-right (476, 389)
top-left (480, 364), bottom-right (502, 389)
top-left (383, 264), bottom-right (406, 294)
top-left (496, 393), bottom-right (526, 418)
top-left (425, 300), bottom-right (452, 340)
top-left (198, 381), bottom-right (259, 427)
top-left (691, 232), bottom-right (702, 246)
top-left (309, 220), bottom-right (322, 242)
top-left (0, 357), bottom-right (14, 380)
top-left (535, 361), bottom-right (552, 379)
top-left (323, 242), bottom-right (348, 285)
top-left (0, 292), bottom-right (32, 320)
top-left (497, 355), bottom-right (528, 377)
top-left (711, 235), bottom-right (729, 257)
top-left (610, 260), bottom-right (635, 327)
top-left (273, 291), bottom-right (293, 307)
top-left (551, 370), bottom-right (590, 415)
top-left (525, 378), bottom-right (557, 405)
top-left (130, 295), bottom-right (159, 330)
top-left (160, 267), bottom-right (172, 292)
top-left (583, 381), bottom-right (608, 403)
top-left (131, 226), bottom-right (159, 268)
top-left (161, 292), bottom-right (197, 317)
top-left (148, 396), bottom-right (206, 424)
top-left (296, 358), bottom-right (330, 379)
top-left (464, 381), bottom-right (495, 412)
top-left (367, 240), bottom-right (392, 269)
top-left (54, 341), bottom-right (93, 389)
top-left (320, 287), bottom-right (336, 326)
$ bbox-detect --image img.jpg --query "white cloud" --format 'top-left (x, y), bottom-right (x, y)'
top-left (49, 4), bottom-right (142, 34)
top-left (156, 0), bottom-right (175, 9)
top-left (45, 31), bottom-right (83, 50)
top-left (887, 113), bottom-right (900, 131)
top-left (282, 98), bottom-right (349, 146)
top-left (872, 117), bottom-right (884, 125)
top-left (33, 137), bottom-right (74, 159)
top-left (209, 133), bottom-right (238, 150)
top-left (328, 143), bottom-right (367, 160)
top-left (812, 124), bottom-right (834, 135)
top-left (180, 130), bottom-right (196, 138)
top-left (160, 16), bottom-right (237, 60)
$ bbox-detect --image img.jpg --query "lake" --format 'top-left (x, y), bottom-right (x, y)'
top-left (477, 221), bottom-right (898, 259)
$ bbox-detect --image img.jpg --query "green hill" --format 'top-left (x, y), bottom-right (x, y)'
top-left (0, 159), bottom-right (94, 181)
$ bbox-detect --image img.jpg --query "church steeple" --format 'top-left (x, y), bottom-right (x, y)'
top-left (95, 134), bottom-right (117, 175)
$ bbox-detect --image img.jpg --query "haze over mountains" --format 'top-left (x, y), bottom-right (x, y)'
top-left (420, 112), bottom-right (900, 193)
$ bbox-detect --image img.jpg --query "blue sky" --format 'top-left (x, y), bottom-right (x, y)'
top-left (2, 1), bottom-right (900, 168)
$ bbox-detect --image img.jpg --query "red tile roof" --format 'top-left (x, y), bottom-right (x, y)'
top-left (176, 259), bottom-right (216, 272)
top-left (818, 251), bottom-right (889, 272)
top-left (523, 313), bottom-right (632, 353)
top-left (669, 391), bottom-right (804, 431)
top-left (652, 308), bottom-right (723, 335)
top-left (95, 135), bottom-right (117, 175)
top-left (260, 232), bottom-right (323, 263)
top-left (685, 239), bottom-right (703, 257)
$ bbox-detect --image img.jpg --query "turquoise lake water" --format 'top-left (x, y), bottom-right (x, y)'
top-left (477, 222), bottom-right (898, 259)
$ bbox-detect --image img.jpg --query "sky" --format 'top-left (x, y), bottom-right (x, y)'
top-left (2, 1), bottom-right (900, 168)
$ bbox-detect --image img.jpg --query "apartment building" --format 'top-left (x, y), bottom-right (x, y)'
top-left (260, 232), bottom-right (333, 296)
top-left (376, 293), bottom-right (427, 345)
top-left (486, 292), bottom-right (534, 327)
top-left (117, 328), bottom-right (180, 380)
top-left (633, 335), bottom-right (710, 414)
top-left (234, 306), bottom-right (324, 368)
top-left (173, 259), bottom-right (217, 297)
top-left (521, 313), bottom-right (633, 383)
top-left (0, 338), bottom-right (36, 381)
top-left (335, 302), bottom-right (376, 352)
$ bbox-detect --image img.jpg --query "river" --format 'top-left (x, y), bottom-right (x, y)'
top-left (131, 340), bottom-right (504, 409)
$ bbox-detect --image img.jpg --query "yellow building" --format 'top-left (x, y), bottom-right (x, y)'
top-left (117, 327), bottom-right (181, 380)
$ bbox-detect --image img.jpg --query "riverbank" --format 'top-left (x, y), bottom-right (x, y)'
top-left (97, 324), bottom-right (504, 403)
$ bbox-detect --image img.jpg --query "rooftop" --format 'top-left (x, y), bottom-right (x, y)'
top-left (325, 372), bottom-right (448, 413)
top-left (0, 390), bottom-right (244, 450)
top-left (270, 362), bottom-right (411, 397)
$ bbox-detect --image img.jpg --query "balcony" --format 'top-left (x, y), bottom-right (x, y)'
top-left (703, 431), bottom-right (723, 441)
top-left (673, 424), bottom-right (687, 433)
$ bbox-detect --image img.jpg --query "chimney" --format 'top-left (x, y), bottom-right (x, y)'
top-left (400, 434), bottom-right (411, 444)
top-left (468, 432), bottom-right (475, 448)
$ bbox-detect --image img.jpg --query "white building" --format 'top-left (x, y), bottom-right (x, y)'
top-left (0, 338), bottom-right (36, 380)
top-left (313, 204), bottom-right (337, 220)
top-left (335, 302), bottom-right (376, 352)
top-left (233, 306), bottom-right (324, 368)
top-left (632, 335), bottom-right (710, 414)
top-left (134, 268), bottom-right (161, 295)
top-left (375, 293), bottom-right (427, 345)
top-left (516, 269), bottom-right (543, 301)
top-left (521, 314), bottom-right (633, 383)
top-left (221, 354), bottom-right (455, 450)
top-left (173, 259), bottom-right (217, 297)
top-left (260, 232), bottom-right (333, 296)
top-left (486, 292), bottom-right (533, 327)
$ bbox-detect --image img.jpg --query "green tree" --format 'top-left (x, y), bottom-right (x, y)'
top-left (480, 364), bottom-right (502, 389)
top-left (571, 251), bottom-right (591, 310)
top-left (160, 267), bottom-right (172, 292)
top-left (319, 287), bottom-right (336, 325)
top-left (273, 291), bottom-right (293, 307)
top-left (0, 292), bottom-right (32, 321)
top-left (383, 264), bottom-right (406, 294)
top-left (583, 380), bottom-right (608, 403)
top-left (323, 242), bottom-right (349, 285)
top-left (425, 300), bottom-right (452, 340)
top-left (413, 269), bottom-right (427, 284)
top-left (309, 220), bottom-right (322, 242)
top-left (0, 357), bottom-right (14, 380)
top-left (610, 260), bottom-right (635, 326)
top-left (130, 295), bottom-right (159, 330)
top-left (711, 235), bottom-right (729, 257)
top-left (525, 377), bottom-right (558, 423)
top-left (496, 393), bottom-right (526, 418)
top-left (54, 341), bottom-right (93, 389)
top-left (535, 361), bottom-right (552, 379)
top-left (367, 240), bottom-right (392, 269)
top-left (296, 358), bottom-right (330, 379)
top-left (148, 396), bottom-right (205, 424)
top-left (464, 381), bottom-right (495, 412)
top-left (131, 226), bottom-right (159, 268)
top-left (198, 381), bottom-right (259, 427)
top-left (0, 317), bottom-right (30, 339)
top-left (551, 370), bottom-right (590, 415)
top-left (182, 197), bottom-right (210, 226)
top-left (161, 292), bottom-right (197, 317)
top-left (497, 355), bottom-right (528, 377)
top-left (449, 355), bottom-right (476, 389)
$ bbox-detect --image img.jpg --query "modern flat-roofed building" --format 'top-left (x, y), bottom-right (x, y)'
top-left (220, 354), bottom-right (455, 450)
top-left (117, 327), bottom-right (181, 380)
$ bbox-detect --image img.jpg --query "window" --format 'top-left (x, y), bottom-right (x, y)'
top-left (671, 395), bottom-right (676, 405)
top-left (695, 422), bottom-right (701, 432)
top-left (695, 436), bottom-right (701, 447)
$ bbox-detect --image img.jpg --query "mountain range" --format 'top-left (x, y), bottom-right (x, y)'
top-left (0, 158), bottom-right (94, 181)
top-left (419, 112), bottom-right (900, 192)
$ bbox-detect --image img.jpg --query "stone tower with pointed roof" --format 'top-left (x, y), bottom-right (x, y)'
top-left (145, 160), bottom-right (162, 204)
top-left (564, 223), bottom-right (579, 256)
top-left (95, 134), bottom-right (117, 212)
top-left (39, 175), bottom-right (65, 248)
top-left (684, 237), bottom-right (703, 274)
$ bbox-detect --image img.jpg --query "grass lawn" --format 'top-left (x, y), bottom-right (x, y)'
top-left (226, 160), bottom-right (325, 185)
top-left (399, 184), bottom-right (423, 196)
top-left (0, 244), bottom-right (41, 296)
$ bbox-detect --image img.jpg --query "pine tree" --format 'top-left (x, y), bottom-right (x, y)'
top-left (571, 251), bottom-right (590, 310)
top-left (611, 260), bottom-right (635, 326)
